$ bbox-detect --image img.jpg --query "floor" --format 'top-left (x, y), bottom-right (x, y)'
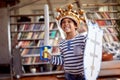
top-left (0, 75), bottom-right (64, 80)
top-left (19, 76), bottom-right (120, 80)
top-left (2, 75), bottom-right (120, 80)
top-left (3, 76), bottom-right (120, 80)
top-left (20, 75), bottom-right (64, 80)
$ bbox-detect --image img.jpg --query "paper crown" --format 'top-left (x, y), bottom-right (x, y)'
top-left (56, 4), bottom-right (85, 27)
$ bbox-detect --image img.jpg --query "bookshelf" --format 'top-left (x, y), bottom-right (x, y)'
top-left (82, 1), bottom-right (120, 77)
top-left (9, 13), bottom-right (64, 77)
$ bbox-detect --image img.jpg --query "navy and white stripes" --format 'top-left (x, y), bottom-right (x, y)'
top-left (51, 55), bottom-right (63, 65)
top-left (51, 33), bottom-right (87, 74)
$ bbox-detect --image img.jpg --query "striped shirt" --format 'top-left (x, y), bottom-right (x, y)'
top-left (51, 33), bottom-right (87, 75)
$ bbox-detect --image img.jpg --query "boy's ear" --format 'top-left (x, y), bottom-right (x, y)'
top-left (75, 26), bottom-right (78, 30)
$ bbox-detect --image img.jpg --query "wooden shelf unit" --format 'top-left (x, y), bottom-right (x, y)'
top-left (83, 1), bottom-right (120, 77)
top-left (9, 14), bottom-right (63, 77)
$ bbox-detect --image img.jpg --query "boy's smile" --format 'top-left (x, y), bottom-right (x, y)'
top-left (61, 18), bottom-right (78, 40)
top-left (61, 18), bottom-right (77, 33)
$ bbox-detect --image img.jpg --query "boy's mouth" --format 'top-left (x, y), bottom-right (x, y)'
top-left (64, 26), bottom-right (71, 31)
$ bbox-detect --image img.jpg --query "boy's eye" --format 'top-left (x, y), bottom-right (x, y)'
top-left (68, 21), bottom-right (71, 23)
top-left (62, 21), bottom-right (65, 24)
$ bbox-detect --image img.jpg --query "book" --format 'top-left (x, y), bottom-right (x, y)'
top-left (102, 12), bottom-right (113, 25)
top-left (26, 32), bottom-right (33, 39)
top-left (95, 12), bottom-right (103, 19)
top-left (26, 57), bottom-right (32, 64)
top-left (31, 57), bottom-right (36, 64)
top-left (38, 32), bottom-right (45, 39)
top-left (95, 12), bottom-right (106, 26)
top-left (103, 28), bottom-right (114, 42)
top-left (86, 12), bottom-right (95, 19)
top-left (17, 24), bottom-right (26, 39)
top-left (96, 20), bottom-right (106, 26)
top-left (18, 24), bottom-right (30, 39)
top-left (39, 40), bottom-right (44, 46)
top-left (49, 22), bottom-right (55, 30)
top-left (31, 32), bottom-right (40, 39)
top-left (107, 27), bottom-right (119, 41)
top-left (21, 48), bottom-right (30, 56)
top-left (50, 30), bottom-right (57, 38)
top-left (104, 12), bottom-right (116, 25)
top-left (37, 40), bottom-right (41, 47)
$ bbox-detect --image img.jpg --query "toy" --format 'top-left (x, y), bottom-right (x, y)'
top-left (40, 46), bottom-right (51, 61)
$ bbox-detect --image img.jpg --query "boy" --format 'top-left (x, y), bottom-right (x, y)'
top-left (48, 4), bottom-right (87, 80)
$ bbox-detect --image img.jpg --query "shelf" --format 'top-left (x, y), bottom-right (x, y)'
top-left (22, 54), bottom-right (40, 57)
top-left (10, 14), bottom-right (53, 17)
top-left (82, 3), bottom-right (120, 7)
top-left (104, 33), bottom-right (118, 35)
top-left (22, 61), bottom-right (120, 77)
top-left (10, 21), bottom-right (56, 25)
top-left (99, 60), bottom-right (120, 76)
top-left (101, 25), bottom-right (116, 28)
top-left (0, 74), bottom-right (12, 79)
top-left (84, 1), bottom-right (120, 77)
top-left (9, 11), bottom-right (61, 77)
top-left (11, 29), bottom-right (58, 33)
top-left (22, 60), bottom-right (120, 77)
top-left (9, 0), bottom-right (120, 78)
top-left (19, 45), bottom-right (58, 49)
top-left (22, 62), bottom-right (50, 65)
top-left (22, 71), bottom-right (64, 76)
top-left (11, 30), bottom-right (44, 33)
top-left (18, 38), bottom-right (44, 41)
top-left (86, 11), bottom-right (120, 13)
top-left (96, 18), bottom-right (120, 20)
top-left (10, 22), bottom-right (44, 25)
top-left (22, 60), bottom-right (120, 76)
top-left (101, 60), bottom-right (120, 69)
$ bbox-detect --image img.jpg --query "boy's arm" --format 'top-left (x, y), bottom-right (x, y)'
top-left (77, 21), bottom-right (88, 33)
top-left (49, 55), bottom-right (63, 65)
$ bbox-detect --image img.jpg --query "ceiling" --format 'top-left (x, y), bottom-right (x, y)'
top-left (1, 0), bottom-right (118, 15)
top-left (0, 0), bottom-right (20, 8)
top-left (1, 0), bottom-right (112, 10)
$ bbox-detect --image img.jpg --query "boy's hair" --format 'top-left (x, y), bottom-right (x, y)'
top-left (60, 18), bottom-right (77, 27)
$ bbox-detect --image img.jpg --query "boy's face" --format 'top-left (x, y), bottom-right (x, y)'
top-left (61, 18), bottom-right (77, 33)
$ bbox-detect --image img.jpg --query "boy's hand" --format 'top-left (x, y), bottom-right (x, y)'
top-left (47, 53), bottom-right (51, 59)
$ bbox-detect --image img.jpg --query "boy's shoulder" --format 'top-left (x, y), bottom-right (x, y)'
top-left (76, 32), bottom-right (87, 38)
top-left (79, 32), bottom-right (87, 36)
top-left (75, 32), bottom-right (88, 40)
top-left (59, 38), bottom-right (65, 43)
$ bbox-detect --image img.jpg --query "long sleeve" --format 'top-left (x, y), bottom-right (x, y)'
top-left (50, 55), bottom-right (63, 65)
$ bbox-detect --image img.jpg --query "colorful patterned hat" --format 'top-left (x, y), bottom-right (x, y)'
top-left (56, 4), bottom-right (85, 27)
